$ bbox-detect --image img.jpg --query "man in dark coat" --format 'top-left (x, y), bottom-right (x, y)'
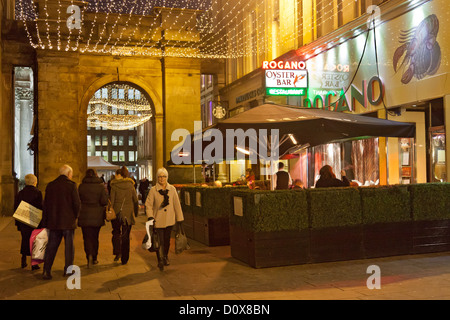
top-left (42, 164), bottom-right (81, 280)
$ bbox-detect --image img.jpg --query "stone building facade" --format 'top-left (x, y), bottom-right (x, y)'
top-left (0, 1), bottom-right (203, 215)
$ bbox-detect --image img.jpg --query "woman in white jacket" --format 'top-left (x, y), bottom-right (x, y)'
top-left (145, 167), bottom-right (184, 271)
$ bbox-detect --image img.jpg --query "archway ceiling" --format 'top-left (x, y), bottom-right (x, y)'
top-left (14, 0), bottom-right (281, 59)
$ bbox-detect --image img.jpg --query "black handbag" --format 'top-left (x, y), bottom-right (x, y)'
top-left (175, 222), bottom-right (189, 254)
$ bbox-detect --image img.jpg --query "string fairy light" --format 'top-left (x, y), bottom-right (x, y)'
top-left (16, 0), bottom-right (372, 59)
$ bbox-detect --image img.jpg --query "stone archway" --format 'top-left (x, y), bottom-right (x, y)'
top-left (80, 75), bottom-right (163, 181)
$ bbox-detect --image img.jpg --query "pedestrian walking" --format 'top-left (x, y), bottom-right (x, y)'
top-left (78, 168), bottom-right (108, 268)
top-left (14, 174), bottom-right (43, 271)
top-left (109, 166), bottom-right (138, 265)
top-left (41, 164), bottom-right (81, 280)
top-left (145, 167), bottom-right (184, 271)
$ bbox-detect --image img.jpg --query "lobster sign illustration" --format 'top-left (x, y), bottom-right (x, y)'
top-left (393, 14), bottom-right (441, 84)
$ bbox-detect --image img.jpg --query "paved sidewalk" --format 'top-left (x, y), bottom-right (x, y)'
top-left (1, 213), bottom-right (450, 301)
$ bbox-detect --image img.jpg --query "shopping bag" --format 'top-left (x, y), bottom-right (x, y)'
top-left (175, 223), bottom-right (189, 254)
top-left (142, 219), bottom-right (154, 250)
top-left (13, 201), bottom-right (42, 228)
top-left (142, 219), bottom-right (160, 252)
top-left (30, 228), bottom-right (48, 265)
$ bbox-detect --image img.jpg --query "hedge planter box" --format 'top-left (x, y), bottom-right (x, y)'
top-left (193, 215), bottom-right (230, 246)
top-left (310, 226), bottom-right (363, 263)
top-left (230, 224), bottom-right (309, 268)
top-left (363, 222), bottom-right (413, 258)
top-left (412, 220), bottom-right (450, 254)
top-left (183, 211), bottom-right (194, 240)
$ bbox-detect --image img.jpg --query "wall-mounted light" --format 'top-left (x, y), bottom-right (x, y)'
top-left (288, 134), bottom-right (297, 145)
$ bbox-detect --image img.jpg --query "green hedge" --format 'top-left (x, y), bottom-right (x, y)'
top-left (360, 185), bottom-right (411, 224)
top-left (230, 189), bottom-right (308, 232)
top-left (181, 183), bottom-right (450, 232)
top-left (308, 187), bottom-right (362, 228)
top-left (409, 183), bottom-right (450, 221)
top-left (198, 187), bottom-right (234, 218)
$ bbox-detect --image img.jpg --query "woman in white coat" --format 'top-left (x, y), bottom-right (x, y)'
top-left (145, 167), bottom-right (184, 271)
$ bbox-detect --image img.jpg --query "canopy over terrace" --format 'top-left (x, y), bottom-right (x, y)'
top-left (87, 156), bottom-right (120, 170)
top-left (172, 103), bottom-right (416, 164)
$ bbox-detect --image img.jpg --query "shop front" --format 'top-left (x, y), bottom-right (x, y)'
top-left (219, 0), bottom-right (449, 187)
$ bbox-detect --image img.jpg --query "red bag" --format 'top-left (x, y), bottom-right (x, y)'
top-left (29, 228), bottom-right (48, 266)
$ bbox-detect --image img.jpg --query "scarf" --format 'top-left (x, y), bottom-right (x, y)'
top-left (158, 189), bottom-right (169, 208)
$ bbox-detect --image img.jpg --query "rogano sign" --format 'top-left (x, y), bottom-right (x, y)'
top-left (305, 75), bottom-right (385, 112)
top-left (263, 60), bottom-right (308, 96)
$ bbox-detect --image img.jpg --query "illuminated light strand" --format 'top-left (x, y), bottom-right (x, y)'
top-left (17, 0), bottom-right (370, 60)
top-left (88, 99), bottom-right (152, 111)
top-left (118, 0), bottom-right (154, 52)
top-left (109, 0), bottom-right (139, 52)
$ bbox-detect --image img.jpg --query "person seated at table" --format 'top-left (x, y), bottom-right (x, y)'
top-left (315, 165), bottom-right (350, 188)
top-left (291, 179), bottom-right (304, 189)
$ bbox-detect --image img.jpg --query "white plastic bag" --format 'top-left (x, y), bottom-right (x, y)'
top-left (31, 228), bottom-right (48, 261)
top-left (142, 219), bottom-right (154, 250)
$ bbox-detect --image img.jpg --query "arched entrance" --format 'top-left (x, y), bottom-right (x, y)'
top-left (80, 76), bottom-right (163, 183)
top-left (86, 81), bottom-right (152, 184)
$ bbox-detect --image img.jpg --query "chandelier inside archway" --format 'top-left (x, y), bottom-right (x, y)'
top-left (87, 83), bottom-right (152, 130)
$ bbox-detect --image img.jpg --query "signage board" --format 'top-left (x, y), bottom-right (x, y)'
top-left (263, 60), bottom-right (308, 96)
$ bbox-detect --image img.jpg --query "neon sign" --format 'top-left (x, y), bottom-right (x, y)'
top-left (263, 60), bottom-right (308, 96)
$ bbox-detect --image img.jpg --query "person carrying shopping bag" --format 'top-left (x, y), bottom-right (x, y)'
top-left (145, 167), bottom-right (184, 271)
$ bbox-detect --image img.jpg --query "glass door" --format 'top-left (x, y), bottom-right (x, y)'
top-left (430, 126), bottom-right (446, 182)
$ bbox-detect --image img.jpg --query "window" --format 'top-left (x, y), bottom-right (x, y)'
top-left (135, 90), bottom-right (141, 99)
top-left (112, 88), bottom-right (118, 99)
top-left (95, 151), bottom-right (101, 156)
top-left (112, 135), bottom-right (117, 146)
top-left (119, 151), bottom-right (125, 162)
top-left (95, 90), bottom-right (101, 99)
top-left (102, 88), bottom-right (108, 99)
top-left (128, 89), bottom-right (134, 99)
top-left (128, 151), bottom-right (135, 162)
top-left (118, 136), bottom-right (124, 146)
top-left (112, 151), bottom-right (118, 162)
top-left (128, 136), bottom-right (134, 146)
top-left (119, 89), bottom-right (125, 99)
top-left (102, 136), bottom-right (108, 146)
top-left (102, 151), bottom-right (108, 161)
top-left (87, 151), bottom-right (91, 156)
top-left (87, 135), bottom-right (91, 147)
top-left (95, 136), bottom-right (101, 146)
top-left (112, 107), bottom-right (118, 114)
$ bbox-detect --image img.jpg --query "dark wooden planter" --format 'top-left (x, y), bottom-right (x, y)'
top-left (413, 220), bottom-right (450, 254)
top-left (183, 211), bottom-right (194, 240)
top-left (230, 224), bottom-right (310, 268)
top-left (310, 226), bottom-right (363, 263)
top-left (193, 215), bottom-right (230, 246)
top-left (363, 222), bottom-right (413, 258)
